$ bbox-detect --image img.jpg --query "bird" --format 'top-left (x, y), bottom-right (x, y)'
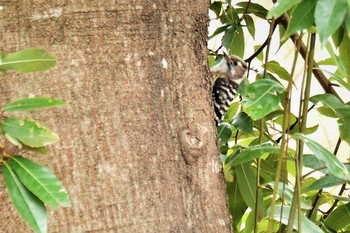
top-left (210, 53), bottom-right (248, 125)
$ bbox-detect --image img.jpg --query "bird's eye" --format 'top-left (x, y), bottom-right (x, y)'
top-left (233, 61), bottom-right (238, 66)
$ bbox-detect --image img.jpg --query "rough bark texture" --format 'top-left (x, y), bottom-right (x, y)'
top-left (0, 1), bottom-right (231, 232)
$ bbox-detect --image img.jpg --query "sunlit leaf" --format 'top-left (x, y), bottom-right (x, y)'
top-left (3, 97), bottom-right (66, 112)
top-left (3, 162), bottom-right (47, 233)
top-left (0, 48), bottom-right (56, 73)
top-left (324, 202), bottom-right (350, 231)
top-left (267, 205), bottom-right (324, 233)
top-left (315, 0), bottom-right (348, 46)
top-left (232, 111), bottom-right (253, 134)
top-left (267, 0), bottom-right (302, 19)
top-left (310, 94), bottom-right (350, 144)
top-left (241, 79), bottom-right (284, 121)
top-left (2, 117), bottom-right (59, 148)
top-left (294, 133), bottom-right (350, 181)
top-left (9, 156), bottom-right (71, 208)
top-left (282, 0), bottom-right (316, 40)
top-left (227, 144), bottom-right (280, 166)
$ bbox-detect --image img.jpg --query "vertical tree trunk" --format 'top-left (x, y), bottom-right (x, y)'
top-left (0, 1), bottom-right (231, 232)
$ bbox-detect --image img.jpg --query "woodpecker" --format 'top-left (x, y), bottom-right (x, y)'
top-left (210, 53), bottom-right (247, 125)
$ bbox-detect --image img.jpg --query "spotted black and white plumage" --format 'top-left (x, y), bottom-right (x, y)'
top-left (210, 53), bottom-right (247, 125)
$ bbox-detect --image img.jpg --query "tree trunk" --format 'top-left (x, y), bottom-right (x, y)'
top-left (0, 1), bottom-right (231, 232)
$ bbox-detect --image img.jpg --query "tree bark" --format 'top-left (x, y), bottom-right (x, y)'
top-left (0, 1), bottom-right (231, 232)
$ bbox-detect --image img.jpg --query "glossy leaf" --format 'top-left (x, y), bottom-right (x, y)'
top-left (267, 205), bottom-right (324, 233)
top-left (282, 0), bottom-right (316, 40)
top-left (294, 133), bottom-right (350, 181)
top-left (227, 144), bottom-right (280, 166)
top-left (315, 0), bottom-right (348, 46)
top-left (236, 163), bottom-right (264, 218)
top-left (2, 117), bottom-right (59, 148)
top-left (241, 79), bottom-right (284, 121)
top-left (310, 93), bottom-right (350, 144)
top-left (9, 156), bottom-right (71, 208)
top-left (0, 48), bottom-right (56, 73)
top-left (324, 202), bottom-right (350, 231)
top-left (3, 97), bottom-right (66, 112)
top-left (232, 111), bottom-right (253, 134)
top-left (3, 162), bottom-right (47, 233)
top-left (267, 0), bottom-right (302, 19)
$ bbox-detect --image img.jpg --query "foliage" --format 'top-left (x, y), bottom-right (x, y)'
top-left (0, 48), bottom-right (70, 233)
top-left (209, 0), bottom-right (350, 232)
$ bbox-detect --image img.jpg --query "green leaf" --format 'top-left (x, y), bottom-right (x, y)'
top-left (269, 182), bottom-right (312, 209)
top-left (232, 111), bottom-right (253, 134)
top-left (282, 0), bottom-right (316, 40)
top-left (3, 97), bottom-right (66, 112)
top-left (244, 15), bottom-right (255, 38)
top-left (267, 0), bottom-right (302, 19)
top-left (236, 2), bottom-right (268, 19)
top-left (318, 68), bottom-right (350, 91)
top-left (2, 161), bottom-right (47, 233)
top-left (267, 205), bottom-right (324, 233)
top-left (218, 122), bottom-right (232, 146)
top-left (226, 181), bottom-right (247, 231)
top-left (294, 133), bottom-right (350, 181)
top-left (230, 26), bottom-right (245, 58)
top-left (236, 163), bottom-right (264, 218)
top-left (324, 202), bottom-right (350, 231)
top-left (310, 94), bottom-right (350, 144)
top-left (9, 156), bottom-right (71, 208)
top-left (222, 25), bottom-right (238, 51)
top-left (241, 79), bottom-right (284, 121)
top-left (2, 117), bottom-right (59, 148)
top-left (208, 25), bottom-right (230, 39)
top-left (0, 48), bottom-right (56, 73)
top-left (306, 174), bottom-right (347, 191)
top-left (221, 5), bottom-right (239, 24)
top-left (209, 1), bottom-right (223, 17)
top-left (227, 144), bottom-right (280, 166)
top-left (338, 28), bottom-right (350, 84)
top-left (266, 61), bottom-right (291, 81)
top-left (315, 0), bottom-right (348, 46)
